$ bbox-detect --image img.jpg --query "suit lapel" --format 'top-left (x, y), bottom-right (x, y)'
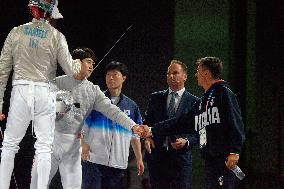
top-left (162, 89), bottom-right (169, 118)
top-left (175, 91), bottom-right (188, 118)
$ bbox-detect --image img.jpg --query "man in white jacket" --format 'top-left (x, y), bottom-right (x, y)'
top-left (30, 48), bottom-right (140, 189)
top-left (0, 1), bottom-right (88, 188)
top-left (81, 61), bottom-right (144, 189)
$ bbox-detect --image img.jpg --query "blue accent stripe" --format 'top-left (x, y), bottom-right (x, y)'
top-left (85, 111), bottom-right (131, 134)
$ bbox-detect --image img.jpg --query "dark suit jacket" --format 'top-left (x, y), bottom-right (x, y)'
top-left (144, 89), bottom-right (198, 153)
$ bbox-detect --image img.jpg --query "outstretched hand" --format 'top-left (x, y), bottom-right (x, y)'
top-left (132, 125), bottom-right (152, 138)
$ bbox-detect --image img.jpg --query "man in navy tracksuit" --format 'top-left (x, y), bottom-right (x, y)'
top-left (140, 57), bottom-right (245, 189)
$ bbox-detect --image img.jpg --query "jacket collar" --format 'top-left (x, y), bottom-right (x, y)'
top-left (104, 90), bottom-right (124, 105)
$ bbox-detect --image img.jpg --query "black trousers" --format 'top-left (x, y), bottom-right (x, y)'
top-left (146, 149), bottom-right (193, 189)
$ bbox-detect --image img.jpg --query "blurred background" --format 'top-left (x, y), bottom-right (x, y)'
top-left (0, 0), bottom-right (283, 188)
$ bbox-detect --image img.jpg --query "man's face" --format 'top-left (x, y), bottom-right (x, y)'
top-left (167, 63), bottom-right (187, 90)
top-left (105, 70), bottom-right (126, 90)
top-left (81, 58), bottom-right (95, 78)
top-left (195, 65), bottom-right (207, 87)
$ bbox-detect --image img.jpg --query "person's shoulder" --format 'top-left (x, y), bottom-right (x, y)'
top-left (50, 26), bottom-right (63, 38)
top-left (83, 80), bottom-right (98, 89)
top-left (182, 91), bottom-right (199, 106)
top-left (77, 81), bottom-right (101, 99)
top-left (121, 94), bottom-right (137, 104)
top-left (219, 83), bottom-right (236, 96)
top-left (224, 85), bottom-right (235, 95)
top-left (17, 22), bottom-right (30, 28)
top-left (65, 78), bottom-right (94, 89)
top-left (89, 83), bottom-right (104, 94)
top-left (55, 75), bottom-right (70, 83)
top-left (84, 79), bottom-right (94, 85)
top-left (184, 90), bottom-right (199, 99)
top-left (56, 75), bottom-right (69, 79)
top-left (44, 23), bottom-right (64, 38)
top-left (51, 25), bottom-right (62, 35)
top-left (21, 20), bottom-right (35, 26)
top-left (120, 94), bottom-right (141, 111)
top-left (151, 89), bottom-right (167, 97)
top-left (12, 22), bottom-right (31, 33)
top-left (146, 90), bottom-right (167, 102)
top-left (216, 83), bottom-right (238, 101)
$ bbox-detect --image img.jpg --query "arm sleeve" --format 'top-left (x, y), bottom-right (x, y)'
top-left (0, 28), bottom-right (15, 111)
top-left (143, 94), bottom-right (155, 126)
top-left (56, 33), bottom-right (81, 77)
top-left (134, 105), bottom-right (143, 125)
top-left (146, 93), bottom-right (197, 137)
top-left (180, 96), bottom-right (199, 149)
top-left (92, 85), bottom-right (136, 130)
top-left (131, 104), bottom-right (143, 139)
top-left (186, 133), bottom-right (199, 149)
top-left (222, 89), bottom-right (245, 154)
top-left (152, 110), bottom-right (196, 137)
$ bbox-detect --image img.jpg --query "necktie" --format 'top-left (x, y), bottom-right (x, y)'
top-left (167, 92), bottom-right (177, 118)
top-left (164, 91), bottom-right (178, 150)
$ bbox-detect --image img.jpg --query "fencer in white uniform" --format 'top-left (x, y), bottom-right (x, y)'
top-left (0, 1), bottom-right (87, 189)
top-left (30, 48), bottom-right (138, 189)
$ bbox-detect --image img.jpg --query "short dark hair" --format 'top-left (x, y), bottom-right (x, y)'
top-left (71, 48), bottom-right (97, 63)
top-left (196, 57), bottom-right (223, 79)
top-left (170, 59), bottom-right (188, 74)
top-left (105, 61), bottom-right (128, 76)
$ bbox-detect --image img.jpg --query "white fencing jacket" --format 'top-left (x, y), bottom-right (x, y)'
top-left (0, 19), bottom-right (81, 111)
top-left (55, 75), bottom-right (136, 135)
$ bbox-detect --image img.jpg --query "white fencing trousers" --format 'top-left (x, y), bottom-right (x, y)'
top-left (31, 132), bottom-right (82, 189)
top-left (0, 80), bottom-right (56, 189)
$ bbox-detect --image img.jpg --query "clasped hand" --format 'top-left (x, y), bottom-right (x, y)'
top-left (132, 125), bottom-right (152, 138)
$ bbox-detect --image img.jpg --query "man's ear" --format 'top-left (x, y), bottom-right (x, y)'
top-left (204, 69), bottom-right (210, 76)
top-left (183, 73), bottom-right (188, 81)
top-left (122, 76), bottom-right (127, 82)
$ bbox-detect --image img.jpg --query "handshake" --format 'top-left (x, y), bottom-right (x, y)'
top-left (132, 125), bottom-right (152, 138)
